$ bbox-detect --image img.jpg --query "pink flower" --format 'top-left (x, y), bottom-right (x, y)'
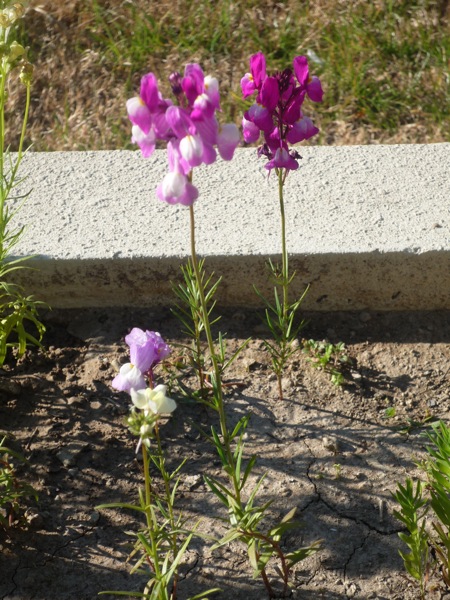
top-left (156, 172), bottom-right (199, 206)
top-left (112, 330), bottom-right (171, 394)
top-left (131, 125), bottom-right (156, 158)
top-left (127, 63), bottom-right (241, 205)
top-left (217, 123), bottom-right (240, 160)
top-left (112, 363), bottom-right (146, 394)
top-left (286, 116), bottom-right (319, 144)
top-left (242, 116), bottom-right (260, 143)
top-left (241, 52), bottom-right (323, 171)
top-left (265, 147), bottom-right (299, 171)
top-left (126, 328), bottom-right (170, 372)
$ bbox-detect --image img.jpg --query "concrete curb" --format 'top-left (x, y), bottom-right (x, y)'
top-left (11, 144), bottom-right (450, 310)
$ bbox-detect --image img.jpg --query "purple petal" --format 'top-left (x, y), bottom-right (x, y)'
top-left (165, 105), bottom-right (194, 139)
top-left (201, 143), bottom-right (217, 165)
top-left (182, 63), bottom-right (205, 105)
top-left (307, 76), bottom-right (324, 102)
top-left (260, 76), bottom-right (279, 112)
top-left (112, 363), bottom-right (146, 394)
top-left (293, 56), bottom-right (309, 87)
top-left (286, 116), bottom-right (319, 144)
top-left (217, 123), bottom-right (240, 160)
top-left (140, 73), bottom-right (160, 112)
top-left (195, 116), bottom-right (219, 146)
top-left (265, 147), bottom-right (299, 171)
top-left (126, 328), bottom-right (157, 372)
top-left (126, 97), bottom-right (152, 135)
top-left (131, 125), bottom-right (156, 158)
top-left (241, 73), bottom-right (256, 98)
top-left (242, 117), bottom-right (260, 143)
top-left (156, 172), bottom-right (199, 206)
top-left (191, 93), bottom-right (215, 120)
top-left (250, 52), bottom-right (266, 88)
top-left (246, 103), bottom-right (274, 133)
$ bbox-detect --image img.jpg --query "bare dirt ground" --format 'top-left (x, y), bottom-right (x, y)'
top-left (0, 307), bottom-right (449, 600)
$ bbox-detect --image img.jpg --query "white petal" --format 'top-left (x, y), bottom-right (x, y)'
top-left (131, 388), bottom-right (150, 410)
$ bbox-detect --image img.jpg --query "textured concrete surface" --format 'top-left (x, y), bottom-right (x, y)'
top-left (10, 144), bottom-right (450, 310)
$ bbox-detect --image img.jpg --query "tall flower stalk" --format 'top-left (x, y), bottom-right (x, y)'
top-left (241, 51), bottom-right (323, 400)
top-left (102, 330), bottom-right (220, 600)
top-left (126, 64), bottom-right (320, 598)
top-left (0, 0), bottom-right (45, 364)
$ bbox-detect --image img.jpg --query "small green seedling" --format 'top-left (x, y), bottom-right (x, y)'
top-left (302, 339), bottom-right (354, 386)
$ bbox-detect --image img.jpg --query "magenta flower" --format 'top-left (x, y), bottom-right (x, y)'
top-left (241, 52), bottom-right (323, 171)
top-left (156, 171), bottom-right (199, 206)
top-left (127, 63), bottom-right (240, 206)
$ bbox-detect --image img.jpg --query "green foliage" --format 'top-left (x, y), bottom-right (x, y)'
top-left (0, 1), bottom-right (45, 365)
top-left (0, 283), bottom-right (45, 364)
top-left (97, 420), bottom-right (220, 600)
top-left (394, 420), bottom-right (450, 596)
top-left (0, 435), bottom-right (37, 527)
top-left (171, 257), bottom-right (249, 408)
top-left (205, 416), bottom-right (321, 597)
top-left (302, 339), bottom-right (354, 386)
top-left (255, 169), bottom-right (309, 401)
top-left (171, 259), bottom-right (221, 399)
top-left (393, 479), bottom-right (429, 598)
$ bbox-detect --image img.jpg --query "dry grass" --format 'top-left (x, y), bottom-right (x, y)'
top-left (6, 0), bottom-right (450, 151)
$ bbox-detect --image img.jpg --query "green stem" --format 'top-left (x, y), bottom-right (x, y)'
top-left (142, 443), bottom-right (152, 522)
top-left (0, 58), bottom-right (7, 228)
top-left (278, 168), bottom-right (288, 321)
top-left (188, 200), bottom-right (241, 505)
top-left (141, 442), bottom-right (161, 580)
top-left (154, 422), bottom-right (179, 598)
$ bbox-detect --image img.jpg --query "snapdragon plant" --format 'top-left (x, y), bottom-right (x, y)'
top-left (126, 64), bottom-right (320, 598)
top-left (0, 434), bottom-right (37, 528)
top-left (100, 329), bottom-right (220, 600)
top-left (394, 420), bottom-right (450, 598)
top-left (241, 52), bottom-right (323, 400)
top-left (0, 0), bottom-right (45, 365)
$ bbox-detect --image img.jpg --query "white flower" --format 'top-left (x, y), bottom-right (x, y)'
top-left (130, 384), bottom-right (177, 415)
top-left (112, 363), bottom-right (146, 393)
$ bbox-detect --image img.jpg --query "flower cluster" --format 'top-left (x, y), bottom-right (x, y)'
top-left (112, 328), bottom-right (175, 443)
top-left (127, 64), bottom-right (240, 206)
top-left (112, 328), bottom-right (170, 393)
top-left (241, 52), bottom-right (323, 171)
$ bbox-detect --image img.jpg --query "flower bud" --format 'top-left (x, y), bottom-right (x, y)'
top-left (140, 423), bottom-right (154, 439)
top-left (0, 12), bottom-right (10, 27)
top-left (8, 40), bottom-right (25, 62)
top-left (19, 61), bottom-right (33, 85)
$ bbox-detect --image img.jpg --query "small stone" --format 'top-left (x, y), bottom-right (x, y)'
top-left (359, 312), bottom-right (371, 323)
top-left (345, 582), bottom-right (358, 597)
top-left (0, 377), bottom-right (21, 395)
top-left (322, 436), bottom-right (341, 454)
top-left (90, 401), bottom-right (102, 410)
top-left (185, 474), bottom-right (202, 490)
top-left (89, 510), bottom-right (100, 524)
top-left (111, 359), bottom-right (121, 371)
top-left (67, 396), bottom-right (83, 407)
top-left (56, 449), bottom-right (76, 467)
top-left (25, 509), bottom-right (44, 529)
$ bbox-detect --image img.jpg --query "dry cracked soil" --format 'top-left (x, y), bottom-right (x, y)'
top-left (0, 307), bottom-right (449, 600)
